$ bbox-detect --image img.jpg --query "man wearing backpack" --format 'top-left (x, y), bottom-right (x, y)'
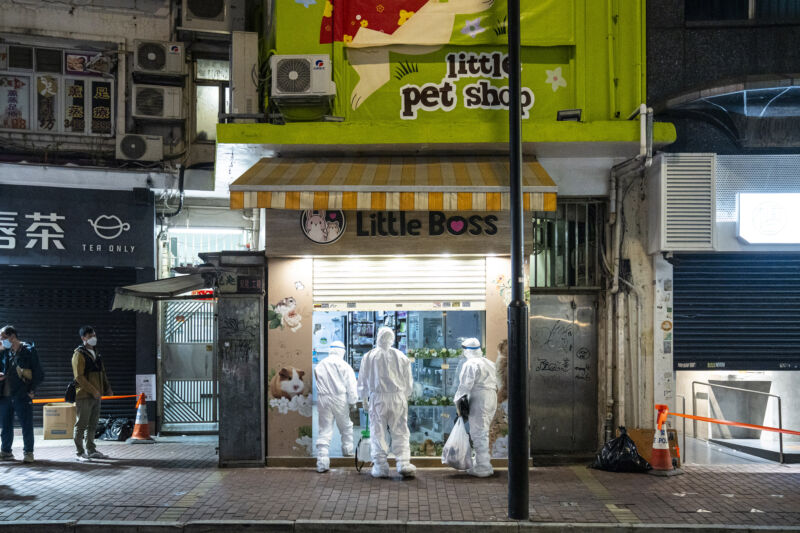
top-left (0, 325), bottom-right (45, 463)
top-left (72, 326), bottom-right (113, 461)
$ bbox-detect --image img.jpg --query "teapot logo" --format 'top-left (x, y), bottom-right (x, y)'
top-left (88, 215), bottom-right (131, 240)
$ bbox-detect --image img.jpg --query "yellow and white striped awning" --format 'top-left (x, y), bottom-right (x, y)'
top-left (229, 156), bottom-right (557, 211)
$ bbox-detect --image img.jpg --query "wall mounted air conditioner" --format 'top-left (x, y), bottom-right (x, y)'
top-left (134, 40), bottom-right (185, 76)
top-left (270, 54), bottom-right (336, 102)
top-left (647, 153), bottom-right (716, 254)
top-left (132, 84), bottom-right (184, 119)
top-left (116, 134), bottom-right (163, 161)
top-left (182, 0), bottom-right (244, 33)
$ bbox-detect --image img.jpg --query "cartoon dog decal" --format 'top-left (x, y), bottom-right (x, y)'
top-left (270, 367), bottom-right (307, 399)
top-left (320, 0), bottom-right (496, 109)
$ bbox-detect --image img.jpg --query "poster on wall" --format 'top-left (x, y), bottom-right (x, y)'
top-left (36, 75), bottom-right (58, 132)
top-left (0, 75), bottom-right (30, 130)
top-left (65, 52), bottom-right (99, 76)
top-left (64, 78), bottom-right (86, 133)
top-left (90, 80), bottom-right (112, 135)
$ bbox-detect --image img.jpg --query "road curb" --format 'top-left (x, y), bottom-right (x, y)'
top-left (0, 521), bottom-right (798, 532)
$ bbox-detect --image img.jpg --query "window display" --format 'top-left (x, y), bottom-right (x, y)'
top-left (311, 309), bottom-right (485, 458)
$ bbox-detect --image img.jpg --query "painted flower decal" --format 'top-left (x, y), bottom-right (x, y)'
top-left (343, 34), bottom-right (353, 43)
top-left (295, 0), bottom-right (316, 7)
top-left (323, 0), bottom-right (332, 18)
top-left (461, 17), bottom-right (486, 38)
top-left (545, 67), bottom-right (567, 92)
top-left (376, 4), bottom-right (385, 13)
top-left (398, 9), bottom-right (414, 26)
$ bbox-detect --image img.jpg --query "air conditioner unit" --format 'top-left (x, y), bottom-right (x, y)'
top-left (647, 153), bottom-right (717, 254)
top-left (270, 54), bottom-right (336, 101)
top-left (230, 31), bottom-right (258, 119)
top-left (116, 134), bottom-right (164, 161)
top-left (132, 84), bottom-right (184, 119)
top-left (182, 0), bottom-right (244, 33)
top-left (134, 40), bottom-right (185, 76)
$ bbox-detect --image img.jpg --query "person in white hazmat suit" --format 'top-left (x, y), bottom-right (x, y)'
top-left (454, 338), bottom-right (498, 477)
top-left (314, 340), bottom-right (358, 473)
top-left (357, 326), bottom-right (416, 478)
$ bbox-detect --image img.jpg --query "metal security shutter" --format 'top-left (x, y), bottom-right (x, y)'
top-left (313, 257), bottom-right (486, 310)
top-left (0, 267), bottom-right (138, 425)
top-left (673, 253), bottom-right (800, 371)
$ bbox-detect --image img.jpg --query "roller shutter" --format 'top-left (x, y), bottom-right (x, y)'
top-left (313, 257), bottom-right (486, 310)
top-left (0, 267), bottom-right (138, 425)
top-left (673, 253), bottom-right (800, 371)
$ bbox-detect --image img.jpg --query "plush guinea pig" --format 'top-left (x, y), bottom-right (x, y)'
top-left (270, 367), bottom-right (306, 399)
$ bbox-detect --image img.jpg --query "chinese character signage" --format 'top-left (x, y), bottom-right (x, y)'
top-left (0, 185), bottom-right (155, 268)
top-left (0, 75), bottom-right (30, 130)
top-left (91, 81), bottom-right (112, 134)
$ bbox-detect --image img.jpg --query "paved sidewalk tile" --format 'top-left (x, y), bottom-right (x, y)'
top-left (0, 442), bottom-right (798, 527)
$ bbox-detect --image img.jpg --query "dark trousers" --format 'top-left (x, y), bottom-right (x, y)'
top-left (0, 395), bottom-right (34, 453)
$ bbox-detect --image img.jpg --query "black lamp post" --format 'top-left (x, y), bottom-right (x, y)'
top-left (506, 0), bottom-right (530, 521)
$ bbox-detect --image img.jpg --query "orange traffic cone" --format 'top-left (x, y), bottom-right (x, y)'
top-left (648, 404), bottom-right (682, 476)
top-left (129, 393), bottom-right (155, 444)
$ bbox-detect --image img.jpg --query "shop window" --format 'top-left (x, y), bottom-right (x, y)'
top-left (194, 58), bottom-right (229, 142)
top-left (532, 200), bottom-right (604, 290)
top-left (311, 310), bottom-right (486, 458)
top-left (0, 44), bottom-right (114, 135)
top-left (685, 0), bottom-right (800, 22)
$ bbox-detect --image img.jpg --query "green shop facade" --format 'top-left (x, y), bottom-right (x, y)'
top-left (217, 0), bottom-right (676, 464)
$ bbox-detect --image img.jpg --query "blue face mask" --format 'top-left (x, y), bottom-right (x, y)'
top-left (1, 339), bottom-right (11, 350)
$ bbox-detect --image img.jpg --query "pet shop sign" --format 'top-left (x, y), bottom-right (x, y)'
top-left (301, 209), bottom-right (498, 243)
top-left (400, 52), bottom-right (535, 120)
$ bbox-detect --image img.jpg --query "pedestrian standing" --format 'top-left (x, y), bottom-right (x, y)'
top-left (0, 325), bottom-right (45, 463)
top-left (72, 326), bottom-right (113, 461)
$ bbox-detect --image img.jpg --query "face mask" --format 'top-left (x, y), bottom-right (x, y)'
top-left (87, 337), bottom-right (98, 347)
top-left (1, 339), bottom-right (10, 350)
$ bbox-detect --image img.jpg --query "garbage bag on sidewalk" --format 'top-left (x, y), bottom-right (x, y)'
top-left (99, 418), bottom-right (134, 441)
top-left (591, 426), bottom-right (652, 473)
top-left (441, 417), bottom-right (473, 471)
top-left (94, 418), bottom-right (111, 439)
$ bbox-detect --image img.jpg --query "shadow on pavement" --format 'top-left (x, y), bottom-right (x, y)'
top-left (0, 484), bottom-right (36, 501)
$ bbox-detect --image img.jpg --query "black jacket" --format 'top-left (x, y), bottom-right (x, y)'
top-left (0, 343), bottom-right (45, 397)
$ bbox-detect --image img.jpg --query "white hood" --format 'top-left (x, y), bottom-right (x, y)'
top-left (328, 340), bottom-right (346, 359)
top-left (461, 337), bottom-right (482, 359)
top-left (376, 326), bottom-right (395, 349)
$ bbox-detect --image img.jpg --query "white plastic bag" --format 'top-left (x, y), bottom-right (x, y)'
top-left (441, 417), bottom-right (473, 471)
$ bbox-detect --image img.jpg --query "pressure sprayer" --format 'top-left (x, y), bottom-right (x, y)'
top-left (355, 411), bottom-right (371, 472)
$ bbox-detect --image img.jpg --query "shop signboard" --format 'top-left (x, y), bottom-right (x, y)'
top-left (0, 185), bottom-right (155, 268)
top-left (273, 0), bottom-right (584, 126)
top-left (267, 209), bottom-right (531, 256)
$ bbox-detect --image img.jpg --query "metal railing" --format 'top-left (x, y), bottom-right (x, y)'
top-left (676, 394), bottom-right (686, 464)
top-left (163, 300), bottom-right (215, 343)
top-left (691, 381), bottom-right (784, 463)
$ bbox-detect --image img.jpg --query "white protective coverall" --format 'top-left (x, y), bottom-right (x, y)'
top-left (314, 341), bottom-right (358, 472)
top-left (454, 337), bottom-right (498, 477)
top-left (357, 326), bottom-right (416, 478)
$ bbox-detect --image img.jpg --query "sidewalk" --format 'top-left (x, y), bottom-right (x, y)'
top-left (0, 439), bottom-right (798, 531)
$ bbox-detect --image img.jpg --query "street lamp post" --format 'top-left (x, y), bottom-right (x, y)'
top-left (506, 0), bottom-right (530, 521)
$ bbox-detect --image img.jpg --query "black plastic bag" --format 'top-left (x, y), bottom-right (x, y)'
top-left (94, 418), bottom-right (111, 439)
top-left (591, 426), bottom-right (652, 473)
top-left (99, 418), bottom-right (134, 441)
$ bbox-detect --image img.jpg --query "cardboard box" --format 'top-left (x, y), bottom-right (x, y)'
top-left (619, 427), bottom-right (681, 468)
top-left (43, 403), bottom-right (76, 440)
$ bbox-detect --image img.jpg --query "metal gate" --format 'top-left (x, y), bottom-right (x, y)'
top-left (161, 299), bottom-right (218, 431)
top-left (529, 294), bottom-right (597, 452)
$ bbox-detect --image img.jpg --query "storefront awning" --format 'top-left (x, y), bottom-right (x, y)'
top-left (229, 156), bottom-right (557, 211)
top-left (111, 274), bottom-right (209, 314)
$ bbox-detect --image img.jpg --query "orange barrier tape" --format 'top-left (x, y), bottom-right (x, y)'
top-left (33, 394), bottom-right (140, 405)
top-left (669, 411), bottom-right (800, 437)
